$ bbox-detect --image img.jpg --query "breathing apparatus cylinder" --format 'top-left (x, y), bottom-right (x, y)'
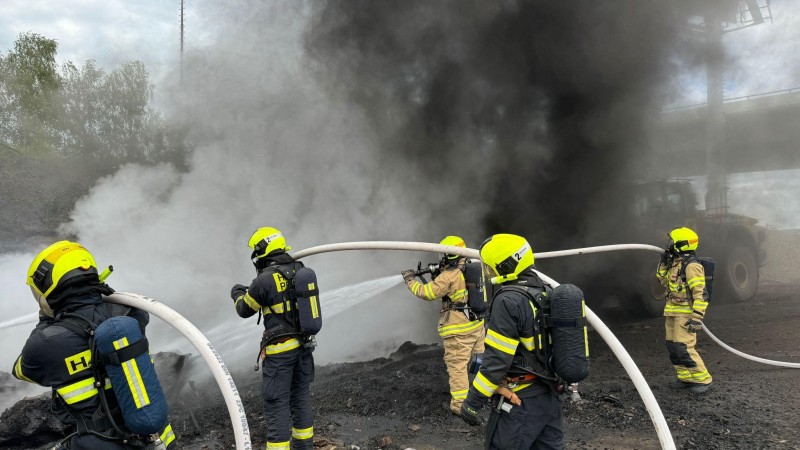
top-left (464, 261), bottom-right (488, 317)
top-left (467, 352), bottom-right (482, 384)
top-left (548, 284), bottom-right (590, 384)
top-left (95, 316), bottom-right (169, 435)
top-left (294, 267), bottom-right (322, 335)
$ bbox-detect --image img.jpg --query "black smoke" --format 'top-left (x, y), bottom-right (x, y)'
top-left (305, 0), bottom-right (694, 249)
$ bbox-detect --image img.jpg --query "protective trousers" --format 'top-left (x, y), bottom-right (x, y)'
top-left (486, 391), bottom-right (564, 450)
top-left (443, 327), bottom-right (485, 414)
top-left (665, 316), bottom-right (712, 385)
top-left (261, 347), bottom-right (315, 450)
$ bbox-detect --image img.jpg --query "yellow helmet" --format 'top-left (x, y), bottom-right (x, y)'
top-left (479, 234), bottom-right (534, 284)
top-left (248, 227), bottom-right (291, 260)
top-left (439, 235), bottom-right (466, 260)
top-left (669, 227), bottom-right (699, 253)
top-left (27, 241), bottom-right (99, 303)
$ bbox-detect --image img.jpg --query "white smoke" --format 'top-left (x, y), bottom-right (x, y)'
top-left (43, 2), bottom-right (446, 378)
top-left (0, 253), bottom-right (41, 371)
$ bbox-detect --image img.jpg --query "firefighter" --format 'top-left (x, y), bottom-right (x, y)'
top-left (400, 236), bottom-right (485, 416)
top-left (461, 234), bottom-right (564, 450)
top-left (12, 241), bottom-right (175, 450)
top-left (230, 227), bottom-right (315, 450)
top-left (657, 227), bottom-right (712, 394)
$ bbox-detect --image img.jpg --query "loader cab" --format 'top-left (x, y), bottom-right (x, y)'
top-left (632, 180), bottom-right (695, 221)
top-left (631, 180), bottom-right (698, 238)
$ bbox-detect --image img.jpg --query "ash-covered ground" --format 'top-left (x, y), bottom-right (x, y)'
top-left (2, 231), bottom-right (799, 450)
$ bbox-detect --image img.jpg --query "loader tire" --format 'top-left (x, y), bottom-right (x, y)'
top-left (723, 246), bottom-right (759, 302)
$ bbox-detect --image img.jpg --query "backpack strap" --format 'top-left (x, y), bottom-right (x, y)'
top-left (548, 317), bottom-right (588, 328)
top-left (53, 309), bottom-right (136, 442)
top-left (54, 312), bottom-right (97, 339)
top-left (259, 265), bottom-right (303, 336)
top-left (98, 338), bottom-right (149, 366)
top-left (679, 256), bottom-right (699, 291)
top-left (494, 285), bottom-right (559, 386)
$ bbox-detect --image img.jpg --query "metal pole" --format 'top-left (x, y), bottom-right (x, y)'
top-left (180, 0), bottom-right (185, 84)
top-left (704, 3), bottom-right (727, 214)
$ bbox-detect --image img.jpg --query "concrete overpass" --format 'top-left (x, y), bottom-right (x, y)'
top-left (648, 88), bottom-right (800, 177)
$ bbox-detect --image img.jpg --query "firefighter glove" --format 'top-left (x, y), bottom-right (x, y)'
top-left (230, 284), bottom-right (247, 300)
top-left (460, 391), bottom-right (484, 426)
top-left (684, 318), bottom-right (703, 333)
top-left (401, 270), bottom-right (416, 283)
top-left (659, 250), bottom-right (671, 267)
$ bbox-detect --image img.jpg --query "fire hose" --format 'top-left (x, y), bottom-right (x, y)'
top-left (0, 296), bottom-right (252, 448)
top-left (104, 292), bottom-right (252, 450)
top-left (535, 244), bottom-right (800, 369)
top-left (292, 241), bottom-right (678, 450)
top-left (4, 242), bottom-right (795, 449)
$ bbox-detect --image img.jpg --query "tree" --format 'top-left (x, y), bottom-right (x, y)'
top-left (0, 32), bottom-right (187, 164)
top-left (0, 32), bottom-right (61, 155)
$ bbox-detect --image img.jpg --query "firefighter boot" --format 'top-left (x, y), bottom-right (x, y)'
top-left (690, 382), bottom-right (712, 394)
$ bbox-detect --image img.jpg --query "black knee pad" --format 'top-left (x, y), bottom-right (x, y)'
top-left (672, 342), bottom-right (697, 368)
top-left (666, 341), bottom-right (680, 365)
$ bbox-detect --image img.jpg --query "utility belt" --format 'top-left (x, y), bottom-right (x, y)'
top-left (272, 335), bottom-right (295, 344)
top-left (505, 373), bottom-right (537, 384)
top-left (255, 326), bottom-right (316, 370)
top-left (53, 412), bottom-right (152, 449)
top-left (441, 302), bottom-right (468, 313)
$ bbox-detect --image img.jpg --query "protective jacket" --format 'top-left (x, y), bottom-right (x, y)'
top-left (465, 269), bottom-right (564, 449)
top-left (12, 293), bottom-right (174, 449)
top-left (405, 258), bottom-right (484, 338)
top-left (231, 252), bottom-right (315, 450)
top-left (233, 252), bottom-right (306, 356)
top-left (657, 255), bottom-right (708, 320)
top-left (656, 255), bottom-right (712, 386)
top-left (469, 270), bottom-right (553, 401)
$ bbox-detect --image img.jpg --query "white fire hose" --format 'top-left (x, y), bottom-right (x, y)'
top-left (293, 241), bottom-right (678, 450)
top-left (3, 242), bottom-right (794, 450)
top-left (105, 292), bottom-right (252, 450)
top-left (538, 244), bottom-right (800, 369)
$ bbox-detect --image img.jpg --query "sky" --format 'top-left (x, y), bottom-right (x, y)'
top-left (1, 0), bottom-right (798, 107)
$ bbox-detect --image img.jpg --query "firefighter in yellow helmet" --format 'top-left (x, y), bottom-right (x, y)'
top-left (461, 234), bottom-right (565, 450)
top-left (13, 241), bottom-right (175, 449)
top-left (656, 227), bottom-right (712, 394)
top-left (401, 236), bottom-right (485, 416)
top-left (229, 227), bottom-right (316, 450)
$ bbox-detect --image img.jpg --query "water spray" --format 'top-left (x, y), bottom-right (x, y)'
top-left (0, 312), bottom-right (38, 330)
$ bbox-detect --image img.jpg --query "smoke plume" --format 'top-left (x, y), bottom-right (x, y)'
top-left (48, 2), bottom-right (445, 371)
top-left (305, 0), bottom-right (694, 248)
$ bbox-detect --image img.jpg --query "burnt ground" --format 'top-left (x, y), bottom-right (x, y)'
top-left (2, 280), bottom-right (798, 450)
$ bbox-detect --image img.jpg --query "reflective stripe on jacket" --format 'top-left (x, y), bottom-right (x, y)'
top-left (405, 260), bottom-right (483, 338)
top-left (656, 256), bottom-right (708, 319)
top-left (233, 255), bottom-right (309, 356)
top-left (469, 270), bottom-right (549, 400)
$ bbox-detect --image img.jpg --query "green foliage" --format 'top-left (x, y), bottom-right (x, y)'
top-left (0, 32), bottom-right (187, 164)
top-left (0, 32), bottom-right (61, 155)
